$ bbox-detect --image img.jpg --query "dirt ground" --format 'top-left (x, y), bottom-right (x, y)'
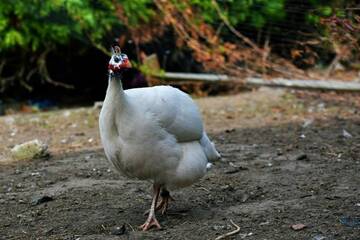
top-left (1, 88), bottom-right (360, 240)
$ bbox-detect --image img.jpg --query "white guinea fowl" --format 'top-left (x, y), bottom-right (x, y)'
top-left (99, 44), bottom-right (220, 231)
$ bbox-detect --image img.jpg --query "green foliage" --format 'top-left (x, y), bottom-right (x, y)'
top-left (121, 0), bottom-right (155, 26)
top-left (0, 0), bottom-right (119, 51)
top-left (306, 0), bottom-right (348, 24)
top-left (189, 0), bottom-right (286, 29)
top-left (226, 0), bottom-right (286, 28)
top-left (0, 0), bottom-right (352, 53)
top-left (0, 0), bottom-right (358, 93)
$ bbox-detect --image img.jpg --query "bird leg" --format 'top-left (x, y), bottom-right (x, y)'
top-left (143, 188), bottom-right (175, 215)
top-left (156, 189), bottom-right (175, 215)
top-left (140, 184), bottom-right (161, 231)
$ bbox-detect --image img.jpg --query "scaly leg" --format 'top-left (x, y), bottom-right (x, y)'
top-left (139, 184), bottom-right (161, 231)
top-left (156, 188), bottom-right (175, 215)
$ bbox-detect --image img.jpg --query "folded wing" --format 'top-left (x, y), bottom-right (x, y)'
top-left (125, 86), bottom-right (203, 142)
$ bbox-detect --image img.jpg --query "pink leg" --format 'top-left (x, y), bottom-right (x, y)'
top-left (139, 184), bottom-right (161, 231)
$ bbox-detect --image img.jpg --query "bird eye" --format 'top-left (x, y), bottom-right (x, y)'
top-left (114, 56), bottom-right (120, 63)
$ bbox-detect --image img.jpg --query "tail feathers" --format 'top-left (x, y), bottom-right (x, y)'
top-left (200, 132), bottom-right (221, 162)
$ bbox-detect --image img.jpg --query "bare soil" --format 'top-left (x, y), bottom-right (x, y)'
top-left (1, 88), bottom-right (360, 240)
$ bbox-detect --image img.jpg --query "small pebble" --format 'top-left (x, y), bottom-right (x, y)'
top-left (111, 224), bottom-right (126, 235)
top-left (296, 153), bottom-right (308, 161)
top-left (291, 223), bottom-right (307, 231)
top-left (313, 235), bottom-right (326, 240)
top-left (31, 195), bottom-right (54, 206)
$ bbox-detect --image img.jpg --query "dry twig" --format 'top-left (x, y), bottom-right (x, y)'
top-left (211, 0), bottom-right (261, 54)
top-left (215, 219), bottom-right (241, 240)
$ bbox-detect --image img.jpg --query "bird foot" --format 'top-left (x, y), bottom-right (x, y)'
top-left (139, 216), bottom-right (161, 231)
top-left (144, 193), bottom-right (175, 215)
top-left (156, 194), bottom-right (175, 215)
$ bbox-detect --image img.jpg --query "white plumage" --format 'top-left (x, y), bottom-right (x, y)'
top-left (99, 46), bottom-right (220, 230)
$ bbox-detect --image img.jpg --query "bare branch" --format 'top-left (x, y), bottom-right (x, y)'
top-left (37, 49), bottom-right (74, 89)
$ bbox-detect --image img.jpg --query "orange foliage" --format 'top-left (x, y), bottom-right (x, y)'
top-left (113, 0), bottom-right (305, 79)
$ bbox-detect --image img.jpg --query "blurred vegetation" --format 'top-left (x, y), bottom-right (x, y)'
top-left (0, 0), bottom-right (359, 95)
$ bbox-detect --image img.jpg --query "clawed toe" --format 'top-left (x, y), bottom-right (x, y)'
top-left (139, 217), bottom-right (161, 231)
top-left (158, 194), bottom-right (175, 215)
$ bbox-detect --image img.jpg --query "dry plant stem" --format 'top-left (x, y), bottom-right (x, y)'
top-left (325, 54), bottom-right (341, 78)
top-left (211, 0), bottom-right (262, 54)
top-left (215, 219), bottom-right (241, 240)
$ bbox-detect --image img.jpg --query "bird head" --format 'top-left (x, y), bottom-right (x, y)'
top-left (108, 43), bottom-right (132, 76)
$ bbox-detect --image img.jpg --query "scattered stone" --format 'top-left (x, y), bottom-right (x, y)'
top-left (342, 129), bottom-right (353, 138)
top-left (313, 235), bottom-right (326, 240)
top-left (302, 119), bottom-right (313, 128)
top-left (11, 139), bottom-right (49, 161)
top-left (212, 225), bottom-right (227, 231)
top-left (225, 128), bottom-right (236, 133)
top-left (31, 195), bottom-right (54, 206)
top-left (291, 223), bottom-right (307, 231)
top-left (295, 153), bottom-right (308, 161)
top-left (30, 172), bottom-right (41, 177)
top-left (241, 194), bottom-right (249, 203)
top-left (340, 216), bottom-right (360, 228)
top-left (239, 232), bottom-right (253, 238)
top-left (111, 224), bottom-right (126, 235)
